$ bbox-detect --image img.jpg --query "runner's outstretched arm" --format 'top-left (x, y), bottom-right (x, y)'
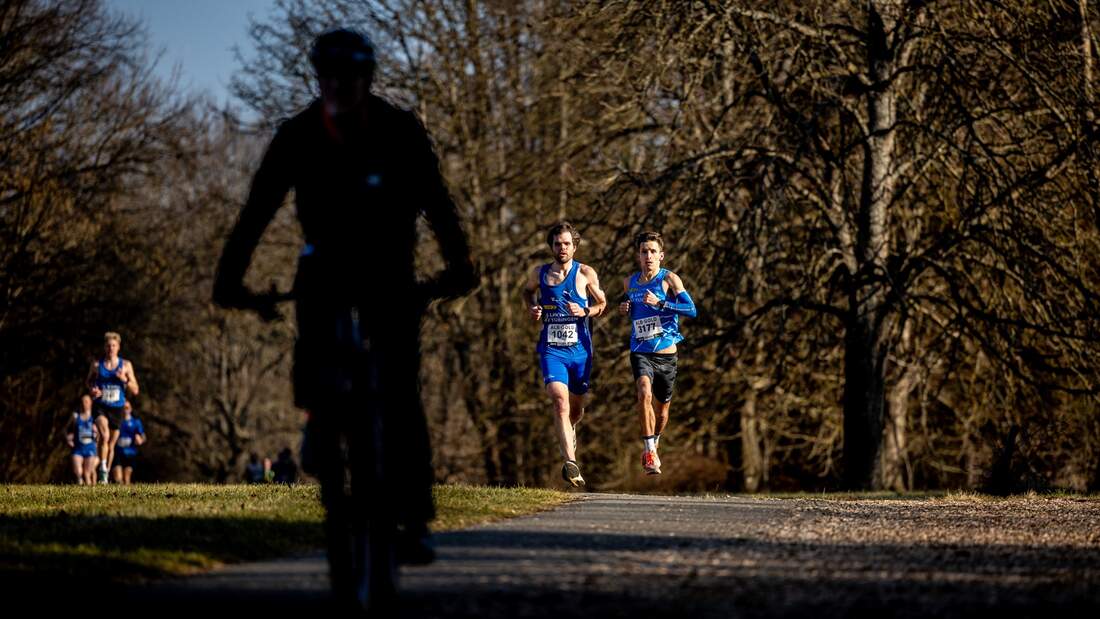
top-left (123, 361), bottom-right (139, 396)
top-left (581, 265), bottom-right (608, 317)
top-left (618, 276), bottom-right (632, 315)
top-left (526, 266), bottom-right (543, 321)
top-left (85, 363), bottom-right (99, 396)
top-left (212, 128), bottom-right (293, 309)
top-left (660, 272), bottom-right (697, 318)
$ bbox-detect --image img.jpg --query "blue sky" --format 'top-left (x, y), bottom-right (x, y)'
top-left (107, 0), bottom-right (278, 106)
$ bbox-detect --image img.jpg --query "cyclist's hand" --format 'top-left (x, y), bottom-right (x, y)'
top-left (249, 293), bottom-right (284, 323)
top-left (413, 281), bottom-right (438, 309)
top-left (416, 268), bottom-right (478, 306)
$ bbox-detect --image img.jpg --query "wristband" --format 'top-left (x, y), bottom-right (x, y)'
top-left (583, 306), bottom-right (591, 317)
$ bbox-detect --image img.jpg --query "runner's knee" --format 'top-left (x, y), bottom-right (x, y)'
top-left (553, 399), bottom-right (570, 417)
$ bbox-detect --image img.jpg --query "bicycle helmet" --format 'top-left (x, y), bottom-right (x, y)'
top-left (309, 28), bottom-right (376, 82)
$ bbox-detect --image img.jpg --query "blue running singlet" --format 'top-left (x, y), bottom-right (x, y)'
top-left (536, 262), bottom-right (593, 394)
top-left (536, 262), bottom-right (591, 355)
top-left (116, 417), bottom-right (145, 457)
top-left (72, 414), bottom-right (97, 457)
top-left (95, 358), bottom-right (127, 409)
top-left (627, 269), bottom-right (684, 353)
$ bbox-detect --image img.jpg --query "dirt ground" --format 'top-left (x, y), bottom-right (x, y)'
top-left (121, 492), bottom-right (1100, 617)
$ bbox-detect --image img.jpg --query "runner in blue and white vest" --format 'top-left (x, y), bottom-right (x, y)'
top-left (525, 222), bottom-right (608, 487)
top-left (85, 331), bottom-right (140, 484)
top-left (66, 394), bottom-right (100, 485)
top-left (111, 401), bottom-right (146, 485)
top-left (618, 231), bottom-right (696, 475)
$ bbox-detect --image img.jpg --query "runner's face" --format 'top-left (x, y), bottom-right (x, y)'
top-left (637, 241), bottom-right (663, 272)
top-left (552, 233), bottom-right (576, 265)
top-left (81, 396), bottom-right (92, 412)
top-left (319, 75), bottom-right (369, 116)
top-left (104, 340), bottom-right (119, 358)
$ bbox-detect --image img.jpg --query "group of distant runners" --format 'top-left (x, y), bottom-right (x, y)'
top-left (66, 331), bottom-right (146, 485)
top-left (527, 222), bottom-right (697, 487)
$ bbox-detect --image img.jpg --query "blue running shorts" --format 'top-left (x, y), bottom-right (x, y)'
top-left (539, 347), bottom-right (592, 395)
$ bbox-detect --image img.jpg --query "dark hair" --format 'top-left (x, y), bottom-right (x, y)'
top-left (309, 28), bottom-right (376, 82)
top-left (546, 221), bottom-right (581, 247)
top-left (634, 231), bottom-right (664, 251)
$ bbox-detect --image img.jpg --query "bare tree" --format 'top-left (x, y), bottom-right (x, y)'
top-left (0, 0), bottom-right (193, 481)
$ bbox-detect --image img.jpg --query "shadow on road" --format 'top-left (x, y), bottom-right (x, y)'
top-left (7, 496), bottom-right (1099, 618)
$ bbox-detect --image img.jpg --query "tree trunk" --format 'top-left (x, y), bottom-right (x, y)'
top-left (842, 1), bottom-right (898, 490)
top-left (843, 316), bottom-right (889, 489)
top-left (878, 319), bottom-right (914, 490)
top-left (740, 337), bottom-right (771, 492)
top-left (740, 387), bottom-right (766, 492)
top-left (1079, 0), bottom-right (1100, 218)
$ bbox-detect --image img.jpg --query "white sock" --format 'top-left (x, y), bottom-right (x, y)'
top-left (643, 436), bottom-right (656, 452)
top-left (655, 434), bottom-right (661, 449)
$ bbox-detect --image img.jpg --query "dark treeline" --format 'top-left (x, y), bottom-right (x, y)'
top-left (4, 0), bottom-right (1100, 492)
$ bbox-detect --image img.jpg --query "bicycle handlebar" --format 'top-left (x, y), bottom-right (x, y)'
top-left (224, 283), bottom-right (294, 322)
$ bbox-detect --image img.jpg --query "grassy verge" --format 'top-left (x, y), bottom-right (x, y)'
top-left (0, 483), bottom-right (570, 583)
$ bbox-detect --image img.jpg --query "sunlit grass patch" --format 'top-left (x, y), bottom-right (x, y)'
top-left (0, 483), bottom-right (571, 583)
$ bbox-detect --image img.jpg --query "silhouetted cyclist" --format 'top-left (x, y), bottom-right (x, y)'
top-left (212, 28), bottom-right (476, 607)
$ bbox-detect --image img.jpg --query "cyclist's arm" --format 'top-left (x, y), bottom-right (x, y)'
top-left (409, 113), bottom-right (477, 300)
top-left (660, 271), bottom-right (697, 318)
top-left (213, 126), bottom-right (294, 309)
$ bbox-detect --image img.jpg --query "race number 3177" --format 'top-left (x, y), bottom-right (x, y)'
top-left (633, 315), bottom-right (663, 340)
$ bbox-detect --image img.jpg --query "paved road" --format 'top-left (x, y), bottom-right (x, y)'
top-left (133, 493), bottom-right (1100, 617)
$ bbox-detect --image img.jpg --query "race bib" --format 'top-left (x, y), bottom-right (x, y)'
top-left (102, 385), bottom-right (121, 404)
top-left (79, 434), bottom-right (94, 445)
top-left (117, 437), bottom-right (132, 448)
top-left (547, 323), bottom-right (579, 346)
top-left (634, 315), bottom-right (664, 340)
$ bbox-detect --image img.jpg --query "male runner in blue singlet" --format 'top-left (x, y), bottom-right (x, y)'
top-left (112, 401), bottom-right (146, 485)
top-left (66, 394), bottom-right (99, 485)
top-left (618, 232), bottom-right (696, 475)
top-left (525, 222), bottom-right (607, 486)
top-left (85, 331), bottom-right (139, 483)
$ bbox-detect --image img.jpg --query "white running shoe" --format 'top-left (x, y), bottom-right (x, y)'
top-left (642, 450), bottom-right (661, 475)
top-left (561, 460), bottom-right (585, 487)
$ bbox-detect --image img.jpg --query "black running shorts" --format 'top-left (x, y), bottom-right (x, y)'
top-left (630, 352), bottom-right (678, 403)
top-left (112, 450), bottom-right (138, 469)
top-left (93, 402), bottom-right (124, 431)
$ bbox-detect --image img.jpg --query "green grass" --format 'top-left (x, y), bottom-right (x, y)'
top-left (0, 483), bottom-right (570, 583)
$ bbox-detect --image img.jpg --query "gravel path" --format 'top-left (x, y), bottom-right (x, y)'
top-left (134, 493), bottom-right (1100, 617)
